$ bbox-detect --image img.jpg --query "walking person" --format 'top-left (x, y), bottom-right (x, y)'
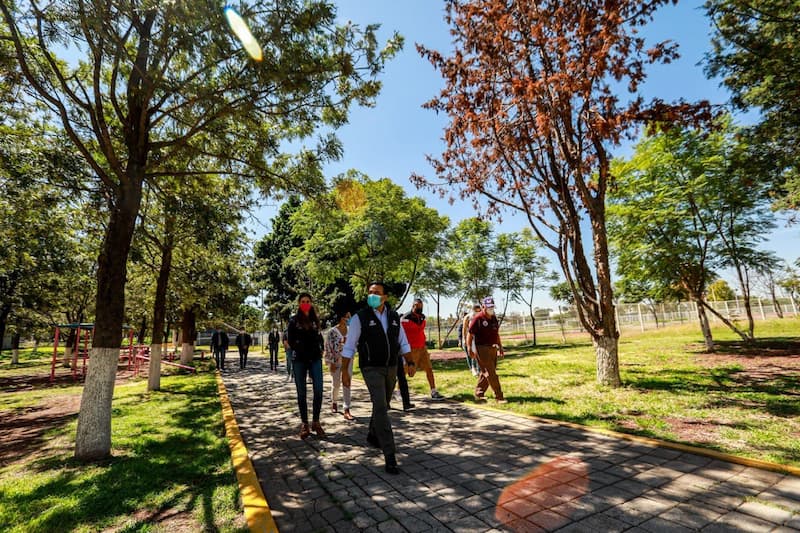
top-left (282, 327), bottom-right (294, 381)
top-left (235, 328), bottom-right (252, 369)
top-left (461, 304), bottom-right (482, 376)
top-left (287, 293), bottom-right (326, 439)
top-left (211, 327), bottom-right (229, 371)
top-left (401, 298), bottom-right (444, 400)
top-left (466, 297), bottom-right (507, 404)
top-left (342, 281), bottom-right (411, 475)
top-left (324, 310), bottom-right (354, 420)
top-left (268, 327), bottom-right (280, 371)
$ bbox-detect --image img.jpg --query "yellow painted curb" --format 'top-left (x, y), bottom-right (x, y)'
top-left (216, 372), bottom-right (279, 533)
top-left (465, 400), bottom-right (800, 478)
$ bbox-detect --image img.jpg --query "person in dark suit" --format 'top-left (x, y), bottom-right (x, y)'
top-left (235, 329), bottom-right (252, 369)
top-left (211, 327), bottom-right (229, 370)
top-left (268, 328), bottom-right (280, 371)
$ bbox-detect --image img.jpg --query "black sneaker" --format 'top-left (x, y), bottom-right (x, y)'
top-left (385, 454), bottom-right (399, 475)
top-left (403, 403), bottom-right (415, 411)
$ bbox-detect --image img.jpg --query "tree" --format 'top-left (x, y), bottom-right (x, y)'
top-left (608, 119), bottom-right (776, 348)
top-left (0, 126), bottom-right (87, 359)
top-left (415, 235), bottom-right (461, 347)
top-left (0, 0), bottom-right (399, 460)
top-left (549, 281), bottom-right (574, 344)
top-left (706, 280), bottom-right (736, 302)
top-left (510, 228), bottom-right (556, 346)
top-left (492, 232), bottom-right (522, 325)
top-left (415, 0), bottom-right (710, 386)
top-left (704, 0), bottom-right (800, 210)
top-left (290, 174), bottom-right (448, 304)
top-left (254, 197), bottom-right (305, 321)
top-left (449, 218), bottom-right (495, 303)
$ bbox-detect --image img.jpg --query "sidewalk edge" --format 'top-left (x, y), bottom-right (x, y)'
top-left (216, 372), bottom-right (279, 533)
top-left (467, 401), bottom-right (800, 477)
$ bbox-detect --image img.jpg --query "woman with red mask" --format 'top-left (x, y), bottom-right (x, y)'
top-left (287, 292), bottom-right (325, 439)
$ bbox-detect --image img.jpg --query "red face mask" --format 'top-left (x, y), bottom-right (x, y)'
top-left (299, 302), bottom-right (312, 314)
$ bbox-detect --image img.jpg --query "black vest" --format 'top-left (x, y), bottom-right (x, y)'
top-left (356, 306), bottom-right (401, 369)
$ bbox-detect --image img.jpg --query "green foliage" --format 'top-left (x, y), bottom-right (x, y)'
top-left (448, 218), bottom-right (494, 302)
top-left (705, 0), bottom-right (800, 210)
top-left (289, 173), bottom-right (448, 303)
top-left (707, 279), bottom-right (737, 301)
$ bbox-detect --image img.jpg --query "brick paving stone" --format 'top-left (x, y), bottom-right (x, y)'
top-left (638, 516), bottom-right (695, 533)
top-left (557, 512), bottom-right (629, 532)
top-left (737, 500), bottom-right (795, 525)
top-left (458, 493), bottom-right (496, 513)
top-left (220, 360), bottom-right (800, 533)
top-left (702, 510), bottom-right (779, 532)
top-left (506, 517), bottom-right (547, 532)
top-left (448, 515), bottom-right (494, 532)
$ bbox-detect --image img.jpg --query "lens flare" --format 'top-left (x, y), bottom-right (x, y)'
top-left (223, 6), bottom-right (263, 62)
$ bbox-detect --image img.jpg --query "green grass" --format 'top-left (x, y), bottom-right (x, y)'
top-left (416, 318), bottom-right (800, 467)
top-left (0, 356), bottom-right (246, 533)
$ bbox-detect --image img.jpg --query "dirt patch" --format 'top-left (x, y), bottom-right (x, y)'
top-left (0, 394), bottom-right (81, 465)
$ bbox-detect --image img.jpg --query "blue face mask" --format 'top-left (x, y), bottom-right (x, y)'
top-left (367, 294), bottom-right (382, 309)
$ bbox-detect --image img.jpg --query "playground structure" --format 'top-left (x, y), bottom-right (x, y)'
top-left (49, 323), bottom-right (203, 383)
top-left (49, 323), bottom-right (134, 382)
top-left (130, 344), bottom-right (198, 377)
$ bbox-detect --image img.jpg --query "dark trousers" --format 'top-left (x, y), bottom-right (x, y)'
top-left (238, 347), bottom-right (249, 368)
top-left (214, 347), bottom-right (226, 369)
top-left (396, 356), bottom-right (411, 408)
top-left (293, 358), bottom-right (323, 424)
top-left (269, 344), bottom-right (279, 370)
top-left (362, 365), bottom-right (398, 460)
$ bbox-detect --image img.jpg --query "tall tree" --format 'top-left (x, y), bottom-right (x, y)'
top-left (705, 0), bottom-right (800, 210)
top-left (415, 0), bottom-right (710, 386)
top-left (449, 218), bottom-right (494, 303)
top-left (511, 228), bottom-right (557, 345)
top-left (254, 196), bottom-right (305, 321)
top-left (609, 119), bottom-right (776, 348)
top-left (289, 174), bottom-right (448, 303)
top-left (492, 232), bottom-right (522, 325)
top-left (0, 0), bottom-right (399, 460)
top-left (416, 235), bottom-right (461, 347)
top-left (0, 126), bottom-right (87, 358)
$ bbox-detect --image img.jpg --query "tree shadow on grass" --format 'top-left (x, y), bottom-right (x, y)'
top-left (3, 377), bottom-right (245, 532)
top-left (712, 337), bottom-right (800, 357)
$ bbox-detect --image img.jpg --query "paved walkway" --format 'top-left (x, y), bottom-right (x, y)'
top-left (221, 354), bottom-right (800, 532)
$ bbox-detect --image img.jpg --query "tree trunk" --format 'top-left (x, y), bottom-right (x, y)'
top-left (696, 301), bottom-right (715, 352)
top-left (74, 176), bottom-right (143, 461)
top-left (592, 334), bottom-right (620, 387)
top-left (11, 332), bottom-right (20, 364)
top-left (137, 315), bottom-right (147, 345)
top-left (771, 287), bottom-right (783, 319)
top-left (0, 304), bottom-right (10, 358)
top-left (148, 219), bottom-right (174, 391)
top-left (180, 307), bottom-right (196, 364)
top-left (528, 309), bottom-right (538, 347)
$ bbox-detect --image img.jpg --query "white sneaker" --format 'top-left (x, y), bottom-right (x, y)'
top-left (393, 390), bottom-right (401, 402)
top-left (430, 390), bottom-right (444, 400)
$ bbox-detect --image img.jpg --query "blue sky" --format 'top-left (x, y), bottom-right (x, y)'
top-left (251, 1), bottom-right (799, 315)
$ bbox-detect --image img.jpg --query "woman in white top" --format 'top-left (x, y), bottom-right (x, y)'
top-left (324, 311), bottom-right (354, 420)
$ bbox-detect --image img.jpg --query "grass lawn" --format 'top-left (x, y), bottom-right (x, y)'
top-left (415, 318), bottom-right (800, 468)
top-left (0, 351), bottom-right (246, 533)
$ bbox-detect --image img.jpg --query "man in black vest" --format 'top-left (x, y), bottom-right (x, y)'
top-left (342, 281), bottom-right (411, 475)
top-left (235, 329), bottom-right (252, 369)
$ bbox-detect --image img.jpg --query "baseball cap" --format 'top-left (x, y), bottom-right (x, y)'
top-left (482, 296), bottom-right (495, 308)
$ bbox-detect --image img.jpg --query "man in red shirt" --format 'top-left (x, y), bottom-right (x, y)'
top-left (401, 298), bottom-right (444, 400)
top-left (466, 296), bottom-right (507, 403)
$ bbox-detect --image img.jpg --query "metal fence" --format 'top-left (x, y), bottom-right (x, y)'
top-left (425, 297), bottom-right (798, 342)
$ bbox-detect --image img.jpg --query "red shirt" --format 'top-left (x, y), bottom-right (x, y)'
top-left (468, 311), bottom-right (500, 346)
top-left (401, 311), bottom-right (427, 349)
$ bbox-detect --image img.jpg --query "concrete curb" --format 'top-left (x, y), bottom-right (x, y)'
top-left (215, 371), bottom-right (278, 533)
